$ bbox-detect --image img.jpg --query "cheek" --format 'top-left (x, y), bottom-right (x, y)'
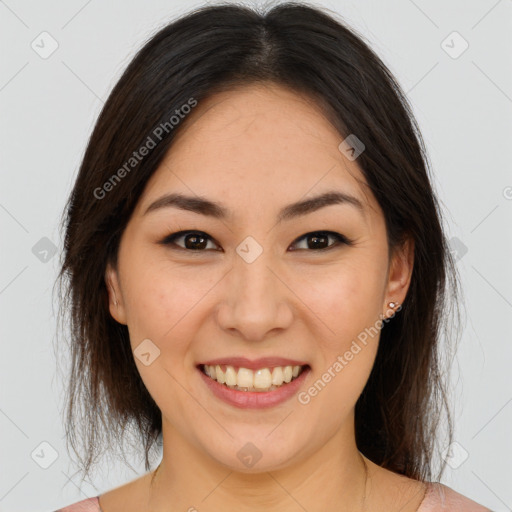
top-left (120, 254), bottom-right (220, 351)
top-left (291, 257), bottom-right (385, 415)
top-left (292, 256), bottom-right (386, 345)
top-left (120, 258), bottom-right (212, 418)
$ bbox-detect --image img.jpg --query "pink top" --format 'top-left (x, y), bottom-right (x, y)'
top-left (54, 482), bottom-right (492, 511)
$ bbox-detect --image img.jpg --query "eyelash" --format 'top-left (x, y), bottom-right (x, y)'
top-left (158, 230), bottom-right (354, 252)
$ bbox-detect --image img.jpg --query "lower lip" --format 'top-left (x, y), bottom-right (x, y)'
top-left (198, 366), bottom-right (310, 409)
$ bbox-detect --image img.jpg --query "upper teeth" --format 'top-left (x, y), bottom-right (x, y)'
top-left (203, 364), bottom-right (303, 390)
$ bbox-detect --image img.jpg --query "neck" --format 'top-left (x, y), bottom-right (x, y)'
top-left (147, 420), bottom-right (370, 512)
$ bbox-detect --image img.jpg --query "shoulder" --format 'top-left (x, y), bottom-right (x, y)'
top-left (418, 482), bottom-right (492, 511)
top-left (53, 496), bottom-right (102, 512)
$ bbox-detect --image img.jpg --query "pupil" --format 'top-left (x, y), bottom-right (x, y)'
top-left (185, 233), bottom-right (207, 250)
top-left (309, 234), bottom-right (328, 249)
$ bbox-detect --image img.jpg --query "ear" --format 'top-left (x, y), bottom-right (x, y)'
top-left (383, 236), bottom-right (414, 319)
top-left (105, 263), bottom-right (127, 325)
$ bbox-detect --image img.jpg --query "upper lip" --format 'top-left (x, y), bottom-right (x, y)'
top-left (198, 357), bottom-right (309, 370)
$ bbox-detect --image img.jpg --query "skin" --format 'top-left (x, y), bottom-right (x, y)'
top-left (102, 83), bottom-right (423, 512)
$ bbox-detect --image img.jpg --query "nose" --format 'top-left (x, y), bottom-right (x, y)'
top-left (216, 251), bottom-right (294, 342)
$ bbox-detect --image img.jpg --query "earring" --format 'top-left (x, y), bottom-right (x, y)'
top-left (384, 301), bottom-right (401, 321)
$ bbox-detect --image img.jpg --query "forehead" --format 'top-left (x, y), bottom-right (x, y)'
top-left (170, 83), bottom-right (351, 170)
top-left (136, 83), bottom-right (380, 222)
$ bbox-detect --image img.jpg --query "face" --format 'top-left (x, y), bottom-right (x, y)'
top-left (106, 83), bottom-right (413, 473)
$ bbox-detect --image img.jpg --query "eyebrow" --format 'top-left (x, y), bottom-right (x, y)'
top-left (142, 190), bottom-right (366, 222)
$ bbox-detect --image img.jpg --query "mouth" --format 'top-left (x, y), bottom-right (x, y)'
top-left (197, 363), bottom-right (310, 392)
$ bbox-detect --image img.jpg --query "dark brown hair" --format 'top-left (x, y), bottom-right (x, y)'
top-left (56, 0), bottom-right (462, 484)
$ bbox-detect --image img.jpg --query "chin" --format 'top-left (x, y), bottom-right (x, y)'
top-left (201, 430), bottom-right (304, 473)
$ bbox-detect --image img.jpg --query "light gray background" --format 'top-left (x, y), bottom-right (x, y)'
top-left (1, 0), bottom-right (511, 511)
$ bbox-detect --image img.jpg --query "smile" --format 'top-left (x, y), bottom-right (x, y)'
top-left (196, 358), bottom-right (311, 409)
top-left (200, 364), bottom-right (308, 392)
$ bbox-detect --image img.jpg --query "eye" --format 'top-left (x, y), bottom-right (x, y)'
top-left (159, 230), bottom-right (221, 251)
top-left (289, 231), bottom-right (353, 251)
top-left (159, 230), bottom-right (352, 252)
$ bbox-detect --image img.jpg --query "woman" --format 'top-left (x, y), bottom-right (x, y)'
top-left (53, 2), bottom-right (491, 511)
